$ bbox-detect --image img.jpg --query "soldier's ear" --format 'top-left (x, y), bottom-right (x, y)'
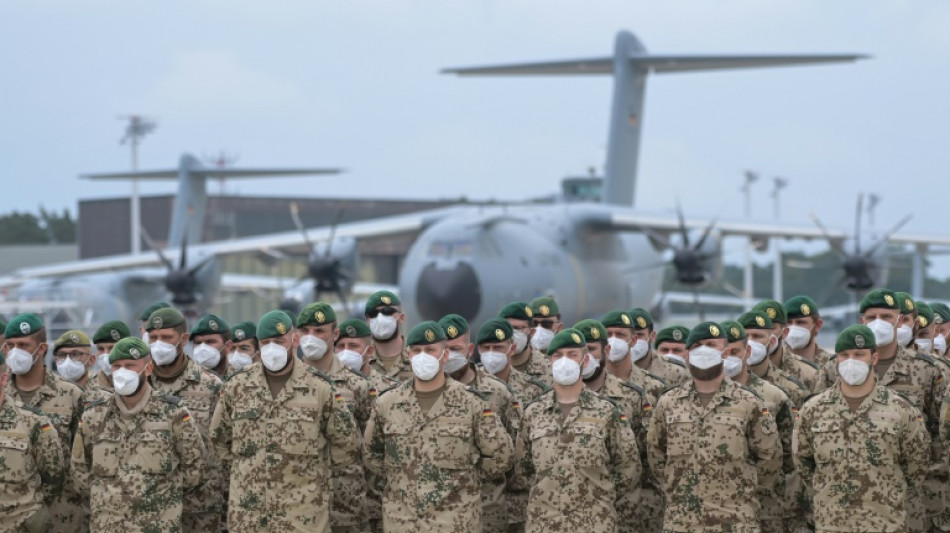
top-left (332, 328), bottom-right (340, 344)
top-left (467, 343), bottom-right (475, 357)
top-left (814, 318), bottom-right (824, 332)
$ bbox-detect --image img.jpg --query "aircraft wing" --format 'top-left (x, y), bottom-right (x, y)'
top-left (82, 168), bottom-right (343, 181)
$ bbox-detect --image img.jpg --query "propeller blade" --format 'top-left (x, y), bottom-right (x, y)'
top-left (186, 254), bottom-right (217, 277)
top-left (139, 227), bottom-right (175, 271)
top-left (692, 288), bottom-right (705, 322)
top-left (854, 193), bottom-right (864, 255)
top-left (693, 216), bottom-right (719, 251)
top-left (336, 288), bottom-right (350, 319)
top-left (864, 214), bottom-right (913, 257)
top-left (675, 201), bottom-right (690, 248)
top-left (324, 209), bottom-right (347, 258)
top-left (808, 212), bottom-right (847, 258)
top-left (179, 235), bottom-right (188, 271)
top-left (290, 202), bottom-right (316, 256)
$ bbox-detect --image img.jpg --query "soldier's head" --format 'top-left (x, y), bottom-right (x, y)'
top-left (498, 302), bottom-right (533, 354)
top-left (53, 329), bottom-right (94, 383)
top-left (406, 322), bottom-right (448, 382)
top-left (913, 301), bottom-right (936, 352)
top-left (439, 315), bottom-right (473, 375)
top-left (530, 297), bottom-right (563, 352)
top-left (930, 302), bottom-right (950, 355)
top-left (191, 314), bottom-right (231, 370)
top-left (138, 301), bottom-right (171, 339)
top-left (146, 307), bottom-right (189, 364)
top-left (627, 307), bottom-right (656, 346)
top-left (257, 310), bottom-right (298, 374)
top-left (783, 295), bottom-right (822, 350)
top-left (476, 319), bottom-right (514, 377)
top-left (601, 310), bottom-right (646, 364)
top-left (752, 300), bottom-right (786, 342)
top-left (110, 337), bottom-right (153, 397)
top-left (547, 329), bottom-right (589, 387)
top-left (92, 320), bottom-right (131, 376)
top-left (296, 303), bottom-right (339, 362)
top-left (229, 321), bottom-right (259, 365)
top-left (835, 324), bottom-right (878, 388)
top-left (720, 321), bottom-right (749, 379)
top-left (685, 322), bottom-right (727, 381)
top-left (364, 291), bottom-right (404, 342)
top-left (3, 313), bottom-right (47, 376)
top-left (335, 319), bottom-right (373, 372)
top-left (737, 311), bottom-right (778, 365)
top-left (858, 289), bottom-right (900, 348)
top-left (654, 325), bottom-right (689, 361)
top-left (574, 319), bottom-right (607, 380)
top-left (894, 291), bottom-right (918, 346)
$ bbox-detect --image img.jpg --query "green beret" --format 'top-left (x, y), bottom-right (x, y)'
top-left (685, 321), bottom-right (727, 348)
top-left (737, 310), bottom-right (772, 331)
top-left (915, 301), bottom-right (935, 328)
top-left (784, 295), bottom-right (819, 320)
top-left (859, 288), bottom-right (899, 313)
top-left (0, 321), bottom-right (6, 337)
top-left (257, 310), bottom-right (294, 340)
top-left (92, 320), bottom-right (131, 344)
top-left (835, 324), bottom-right (876, 353)
top-left (654, 325), bottom-right (689, 348)
top-left (139, 301), bottom-right (171, 321)
top-left (109, 337), bottom-right (151, 364)
top-left (498, 302), bottom-right (533, 321)
top-left (753, 300), bottom-right (787, 324)
top-left (476, 318), bottom-right (513, 345)
top-left (721, 320), bottom-right (747, 343)
top-left (546, 328), bottom-right (587, 355)
top-left (930, 302), bottom-right (950, 325)
top-left (297, 302), bottom-right (337, 328)
top-left (53, 330), bottom-right (91, 352)
top-left (601, 310), bottom-right (634, 329)
top-left (627, 308), bottom-right (654, 330)
top-left (338, 319), bottom-right (370, 339)
top-left (530, 296), bottom-right (560, 318)
top-left (4, 313), bottom-right (43, 339)
top-left (438, 314), bottom-right (470, 340)
top-left (364, 291), bottom-right (401, 315)
top-left (146, 307), bottom-right (185, 331)
top-left (191, 313), bottom-right (229, 337)
top-left (895, 292), bottom-right (915, 314)
top-left (230, 321), bottom-right (257, 342)
top-left (573, 319), bottom-right (607, 344)
top-left (406, 321), bottom-right (446, 346)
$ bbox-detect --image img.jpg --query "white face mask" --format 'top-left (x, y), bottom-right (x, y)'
top-left (369, 315), bottom-right (398, 340)
top-left (57, 356), bottom-right (87, 382)
top-left (915, 338), bottom-right (934, 353)
top-left (552, 356), bottom-right (582, 386)
top-left (660, 351), bottom-right (686, 366)
top-left (260, 342), bottom-right (289, 372)
top-left (531, 327), bottom-right (555, 351)
top-left (746, 339), bottom-right (769, 366)
top-left (112, 366), bottom-right (146, 396)
top-left (935, 334), bottom-right (947, 355)
top-left (629, 339), bottom-right (649, 362)
top-left (97, 353), bottom-right (113, 376)
top-left (299, 335), bottom-right (328, 361)
top-left (6, 347), bottom-right (39, 375)
top-left (229, 351), bottom-right (253, 371)
top-left (838, 358), bottom-right (871, 386)
top-left (149, 340), bottom-right (179, 366)
top-left (192, 343), bottom-right (221, 369)
top-left (723, 355), bottom-right (744, 378)
top-left (336, 348), bottom-right (366, 372)
top-left (866, 319), bottom-right (896, 346)
top-left (581, 353), bottom-right (600, 379)
top-left (410, 352), bottom-right (442, 381)
top-left (480, 350), bottom-right (509, 375)
top-left (688, 345), bottom-right (723, 370)
top-left (512, 330), bottom-right (529, 353)
top-left (896, 324), bottom-right (914, 346)
top-left (443, 350), bottom-right (469, 374)
top-left (785, 325), bottom-right (812, 350)
top-left (606, 337), bottom-right (630, 362)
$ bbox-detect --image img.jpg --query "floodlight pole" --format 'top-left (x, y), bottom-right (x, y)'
top-left (119, 116), bottom-right (156, 254)
top-left (741, 171), bottom-right (759, 307)
top-left (771, 177), bottom-right (788, 301)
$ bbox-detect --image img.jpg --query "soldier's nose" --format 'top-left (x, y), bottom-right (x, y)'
top-left (416, 262), bottom-right (481, 322)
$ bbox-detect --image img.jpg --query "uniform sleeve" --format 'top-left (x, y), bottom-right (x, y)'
top-left (175, 407), bottom-right (207, 494)
top-left (510, 408), bottom-right (534, 492)
top-left (362, 403), bottom-right (385, 477)
top-left (812, 361), bottom-right (833, 394)
top-left (748, 398), bottom-right (782, 493)
top-left (69, 411), bottom-right (94, 499)
top-left (209, 383), bottom-right (234, 462)
top-left (474, 399), bottom-right (514, 480)
top-left (792, 406), bottom-right (815, 489)
top-left (646, 396), bottom-right (668, 491)
top-left (902, 404), bottom-right (931, 490)
top-left (607, 406), bottom-right (641, 496)
top-left (774, 396), bottom-right (795, 475)
top-left (323, 384), bottom-right (361, 468)
top-left (925, 364), bottom-right (944, 442)
top-left (355, 379), bottom-right (372, 431)
top-left (34, 416), bottom-right (65, 504)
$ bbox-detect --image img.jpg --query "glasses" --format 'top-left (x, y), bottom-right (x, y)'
top-left (366, 306), bottom-right (399, 319)
top-left (55, 351), bottom-right (90, 360)
top-left (532, 319), bottom-right (558, 330)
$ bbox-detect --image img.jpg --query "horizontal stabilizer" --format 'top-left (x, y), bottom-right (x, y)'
top-left (82, 167), bottom-right (343, 181)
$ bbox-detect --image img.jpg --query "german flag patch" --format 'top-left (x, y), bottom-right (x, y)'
top-left (41, 423), bottom-right (53, 432)
top-left (182, 414), bottom-right (192, 423)
top-left (369, 388), bottom-right (378, 397)
top-left (620, 413), bottom-right (628, 422)
top-left (642, 403), bottom-right (653, 412)
top-left (761, 408), bottom-right (770, 416)
top-left (335, 394), bottom-right (345, 402)
top-left (482, 409), bottom-right (495, 418)
top-left (512, 402), bottom-right (521, 410)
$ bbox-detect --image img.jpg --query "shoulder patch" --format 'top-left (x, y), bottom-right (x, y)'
top-left (81, 398), bottom-right (108, 411)
top-left (465, 386), bottom-right (490, 402)
top-left (157, 393), bottom-right (182, 406)
top-left (308, 367), bottom-right (336, 385)
top-left (620, 380), bottom-right (646, 397)
top-left (915, 351), bottom-right (937, 366)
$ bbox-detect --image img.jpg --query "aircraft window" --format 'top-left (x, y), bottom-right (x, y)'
top-left (429, 240), bottom-right (473, 258)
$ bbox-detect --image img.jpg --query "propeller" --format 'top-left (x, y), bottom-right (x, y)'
top-left (140, 223), bottom-right (215, 307)
top-left (290, 203), bottom-right (356, 314)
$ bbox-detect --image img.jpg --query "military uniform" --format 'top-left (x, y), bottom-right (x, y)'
top-left (757, 361), bottom-right (810, 408)
top-left (369, 343), bottom-right (415, 383)
top-left (513, 347), bottom-right (553, 390)
top-left (0, 396), bottom-right (65, 532)
top-left (775, 344), bottom-right (820, 391)
top-left (645, 352), bottom-right (689, 386)
top-left (647, 378), bottom-right (782, 533)
top-left (363, 378), bottom-right (514, 533)
top-left (794, 384), bottom-right (929, 533)
top-left (71, 387), bottom-right (207, 533)
top-left (364, 370), bottom-right (400, 533)
top-left (512, 388), bottom-right (640, 533)
top-left (504, 367), bottom-right (549, 404)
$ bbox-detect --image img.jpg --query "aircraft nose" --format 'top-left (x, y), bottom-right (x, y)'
top-left (415, 262), bottom-right (481, 322)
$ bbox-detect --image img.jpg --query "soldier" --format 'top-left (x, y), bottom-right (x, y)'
top-left (0, 371), bottom-right (65, 533)
top-left (3, 313), bottom-right (84, 533)
top-left (628, 308), bottom-right (690, 385)
top-left (363, 321), bottom-right (514, 533)
top-left (464, 312), bottom-right (548, 405)
top-left (211, 310), bottom-right (360, 532)
top-left (930, 302), bottom-right (950, 358)
top-left (512, 328), bottom-right (640, 533)
top-left (138, 301), bottom-right (171, 341)
top-left (602, 311), bottom-right (669, 404)
top-left (528, 296), bottom-right (563, 355)
top-left (737, 310), bottom-right (810, 408)
top-left (654, 325), bottom-right (690, 367)
top-left (647, 321), bottom-right (781, 533)
top-left (364, 290), bottom-right (414, 383)
top-left (71, 337), bottom-right (206, 533)
top-left (51, 330), bottom-right (96, 389)
top-left (721, 320), bottom-right (798, 533)
top-left (90, 320), bottom-right (132, 394)
top-left (297, 302), bottom-right (371, 533)
top-left (783, 295), bottom-right (834, 366)
top-left (753, 299), bottom-right (820, 391)
top-left (190, 313), bottom-right (232, 379)
top-left (895, 291), bottom-right (919, 351)
top-left (0, 320), bottom-right (7, 376)
top-left (227, 321), bottom-right (258, 374)
top-left (145, 307), bottom-right (224, 532)
top-left (574, 318), bottom-right (650, 533)
top-left (914, 302), bottom-right (939, 355)
top-left (794, 324), bottom-right (929, 533)
top-left (498, 302), bottom-right (551, 389)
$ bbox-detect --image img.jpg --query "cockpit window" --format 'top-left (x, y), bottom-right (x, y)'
top-left (429, 240), bottom-right (473, 258)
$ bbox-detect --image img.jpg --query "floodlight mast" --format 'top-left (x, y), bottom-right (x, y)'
top-left (119, 115), bottom-right (157, 254)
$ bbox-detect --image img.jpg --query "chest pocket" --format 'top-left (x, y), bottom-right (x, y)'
top-left (179, 393), bottom-right (214, 421)
top-left (666, 411), bottom-right (696, 457)
top-left (284, 405), bottom-right (324, 455)
top-left (0, 434), bottom-right (31, 483)
top-left (92, 435), bottom-right (121, 477)
top-left (430, 420), bottom-right (473, 470)
top-left (709, 414), bottom-right (746, 459)
top-left (381, 418), bottom-right (414, 469)
top-left (563, 422), bottom-right (607, 469)
top-left (810, 419), bottom-right (844, 465)
top-left (865, 417), bottom-right (900, 466)
top-left (128, 430), bottom-right (174, 474)
top-left (232, 408), bottom-right (262, 457)
top-left (887, 382), bottom-right (924, 412)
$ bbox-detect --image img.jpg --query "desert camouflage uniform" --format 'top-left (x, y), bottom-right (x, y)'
top-left (506, 367), bottom-right (549, 404)
top-left (0, 397), bottom-right (65, 532)
top-left (647, 379), bottom-right (782, 533)
top-left (363, 378), bottom-right (514, 533)
top-left (369, 343), bottom-right (415, 383)
top-left (71, 388), bottom-right (206, 533)
top-left (512, 388), bottom-right (640, 533)
top-left (614, 364), bottom-right (668, 408)
top-left (794, 384), bottom-right (929, 533)
top-left (513, 347), bottom-right (552, 390)
top-left (150, 359), bottom-right (224, 532)
top-left (326, 358), bottom-right (372, 533)
top-left (210, 360), bottom-right (359, 533)
top-left (775, 344), bottom-right (820, 391)
top-left (813, 345), bottom-right (835, 368)
top-left (6, 371), bottom-right (83, 533)
top-left (646, 352), bottom-right (690, 386)
top-left (80, 379), bottom-right (112, 409)
top-left (365, 370), bottom-right (402, 533)
top-left (756, 361), bottom-right (810, 408)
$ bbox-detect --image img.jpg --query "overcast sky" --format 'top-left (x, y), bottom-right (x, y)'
top-left (3, 1), bottom-right (949, 275)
